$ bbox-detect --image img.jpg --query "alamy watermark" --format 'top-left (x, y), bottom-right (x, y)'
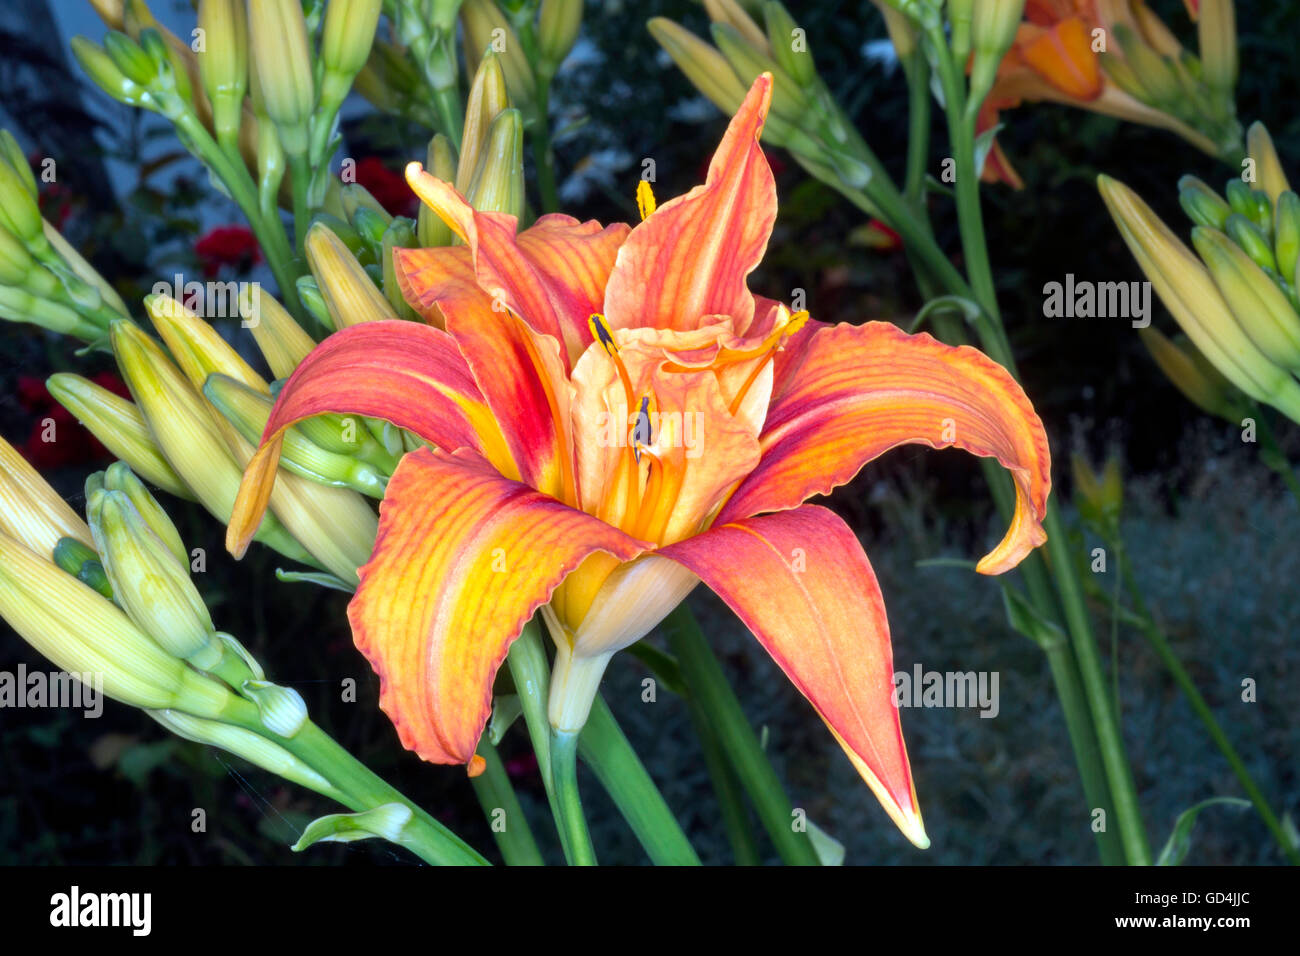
top-left (893, 664), bottom-right (999, 718)
top-left (0, 665), bottom-right (103, 717)
top-left (151, 274), bottom-right (261, 326)
top-left (1042, 274), bottom-right (1151, 328)
top-left (594, 407), bottom-right (704, 459)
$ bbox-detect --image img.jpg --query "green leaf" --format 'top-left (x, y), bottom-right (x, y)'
top-left (274, 568), bottom-right (356, 592)
top-left (1001, 585), bottom-right (1067, 651)
top-left (1156, 798), bottom-right (1251, 865)
top-left (909, 295), bottom-right (982, 333)
top-left (807, 820), bottom-right (845, 866)
top-left (488, 694), bottom-right (523, 746)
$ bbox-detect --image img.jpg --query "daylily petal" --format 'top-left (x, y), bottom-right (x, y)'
top-left (602, 74), bottom-right (776, 336)
top-left (401, 166), bottom-right (629, 363)
top-left (1019, 18), bottom-right (1103, 101)
top-left (226, 321), bottom-right (511, 558)
top-left (659, 504), bottom-right (927, 848)
top-left (720, 321), bottom-right (1051, 575)
top-left (349, 447), bottom-right (644, 770)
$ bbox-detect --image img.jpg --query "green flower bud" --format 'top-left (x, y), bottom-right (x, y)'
top-left (321, 0), bottom-right (383, 108)
top-left (537, 0), bottom-right (583, 75)
top-left (465, 109), bottom-right (525, 222)
top-left (763, 2), bottom-right (815, 89)
top-left (197, 0), bottom-right (249, 146)
top-left (88, 488), bottom-right (220, 669)
top-left (248, 0), bottom-right (314, 156)
top-left (71, 36), bottom-right (151, 108)
top-left (1224, 212), bottom-right (1278, 273)
top-left (46, 373), bottom-right (192, 500)
top-left (1274, 191), bottom-right (1300, 282)
top-left (242, 680), bottom-right (308, 737)
top-left (305, 221), bottom-right (398, 329)
top-left (103, 29), bottom-right (157, 86)
top-left (102, 461), bottom-right (187, 565)
top-left (0, 130), bottom-right (38, 203)
top-left (0, 531), bottom-right (233, 717)
top-left (710, 23), bottom-right (805, 125)
top-left (239, 285), bottom-right (316, 381)
top-left (1178, 175), bottom-right (1231, 230)
top-left (647, 17), bottom-right (748, 119)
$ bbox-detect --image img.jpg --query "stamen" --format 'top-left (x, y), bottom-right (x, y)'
top-left (636, 180), bottom-right (657, 220)
top-left (727, 310), bottom-right (811, 415)
top-left (632, 395), bottom-right (652, 462)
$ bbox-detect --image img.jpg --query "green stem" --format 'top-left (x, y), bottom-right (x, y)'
top-left (578, 695), bottom-right (701, 865)
top-left (924, 21), bottom-right (1152, 864)
top-left (664, 604), bottom-right (821, 865)
top-left (288, 151), bottom-right (313, 253)
top-left (1256, 409), bottom-right (1300, 507)
top-left (504, 621), bottom-right (570, 857)
top-left (172, 110), bottom-right (302, 319)
top-left (681, 688), bottom-right (762, 864)
top-left (1113, 544), bottom-right (1300, 865)
top-left (530, 79), bottom-right (560, 216)
top-left (470, 735), bottom-right (544, 865)
top-left (222, 698), bottom-right (486, 865)
top-left (549, 727), bottom-right (596, 865)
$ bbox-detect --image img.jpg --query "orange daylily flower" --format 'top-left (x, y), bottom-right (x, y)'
top-left (980, 0), bottom-right (1219, 187)
top-left (226, 76), bottom-right (1051, 848)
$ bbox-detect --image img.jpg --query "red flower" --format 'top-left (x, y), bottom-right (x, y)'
top-left (195, 225), bottom-right (261, 278)
top-left (18, 372), bottom-right (130, 470)
top-left (353, 157), bottom-right (418, 217)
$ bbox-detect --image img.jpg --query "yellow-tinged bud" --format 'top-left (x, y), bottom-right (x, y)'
top-left (704, 0), bottom-right (771, 56)
top-left (101, 461), bottom-right (187, 564)
top-left (148, 708), bottom-right (341, 798)
top-left (1114, 24), bottom-right (1180, 108)
top-left (88, 0), bottom-right (127, 30)
top-left (465, 109), bottom-right (525, 222)
top-left (420, 134), bottom-right (457, 247)
top-left (1139, 326), bottom-right (1247, 423)
top-left (710, 24), bottom-right (805, 124)
top-left (0, 147), bottom-right (43, 245)
top-left (248, 0), bottom-right (314, 156)
top-left (239, 285), bottom-right (316, 380)
top-left (1246, 122), bottom-right (1290, 206)
top-left (970, 0), bottom-right (1028, 105)
top-left (0, 434), bottom-right (93, 557)
top-left (88, 487), bottom-right (220, 669)
top-left (457, 53), bottom-right (510, 194)
top-left (72, 35), bottom-right (152, 108)
top-left (763, 2), bottom-right (815, 89)
top-left (197, 0), bottom-right (248, 146)
top-left (1130, 0), bottom-right (1182, 58)
top-left (305, 222), bottom-right (398, 328)
top-left (204, 374), bottom-right (388, 498)
top-left (1098, 174), bottom-right (1300, 422)
top-left (108, 320), bottom-right (312, 562)
top-left (1191, 225), bottom-right (1300, 371)
top-left (381, 218), bottom-right (420, 321)
top-left (0, 130), bottom-right (37, 203)
top-left (46, 373), bottom-right (192, 500)
top-left (1197, 0), bottom-right (1236, 95)
top-left (1274, 192), bottom-right (1300, 282)
top-left (0, 530), bottom-right (233, 717)
top-left (321, 0), bottom-right (383, 80)
top-left (461, 0), bottom-right (536, 112)
top-left (538, 0), bottom-right (583, 74)
top-left (947, 0), bottom-right (974, 61)
top-left (145, 293), bottom-right (267, 393)
top-left (648, 18), bottom-right (748, 118)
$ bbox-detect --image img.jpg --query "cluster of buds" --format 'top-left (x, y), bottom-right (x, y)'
top-left (0, 434), bottom-right (344, 799)
top-left (0, 131), bottom-right (131, 342)
top-left (1100, 123), bottom-right (1300, 424)
top-left (650, 1), bottom-right (877, 193)
top-left (974, 0), bottom-right (1242, 186)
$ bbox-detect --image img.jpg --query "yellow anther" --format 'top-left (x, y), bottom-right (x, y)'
top-left (636, 180), bottom-right (657, 221)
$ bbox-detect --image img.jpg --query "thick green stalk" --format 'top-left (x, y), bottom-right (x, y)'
top-left (1114, 546), bottom-right (1299, 864)
top-left (530, 79), bottom-right (560, 216)
top-left (550, 727), bottom-right (596, 865)
top-left (578, 695), bottom-right (702, 865)
top-left (504, 622), bottom-right (569, 857)
top-left (663, 605), bottom-right (820, 865)
top-left (923, 21), bottom-right (1151, 864)
top-left (470, 736), bottom-right (545, 865)
top-left (678, 688), bottom-right (761, 864)
top-left (220, 697), bottom-right (487, 865)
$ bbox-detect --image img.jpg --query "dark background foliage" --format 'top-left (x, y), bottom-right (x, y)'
top-left (0, 0), bottom-right (1296, 865)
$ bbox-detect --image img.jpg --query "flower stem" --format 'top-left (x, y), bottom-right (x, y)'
top-left (923, 20), bottom-right (1151, 865)
top-left (1113, 543), bottom-right (1300, 865)
top-left (220, 697), bottom-right (487, 865)
top-left (470, 735), bottom-right (545, 865)
top-left (549, 727), bottom-right (597, 865)
top-left (663, 604), bottom-right (821, 866)
top-left (679, 686), bottom-right (762, 864)
top-left (578, 695), bottom-right (701, 865)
